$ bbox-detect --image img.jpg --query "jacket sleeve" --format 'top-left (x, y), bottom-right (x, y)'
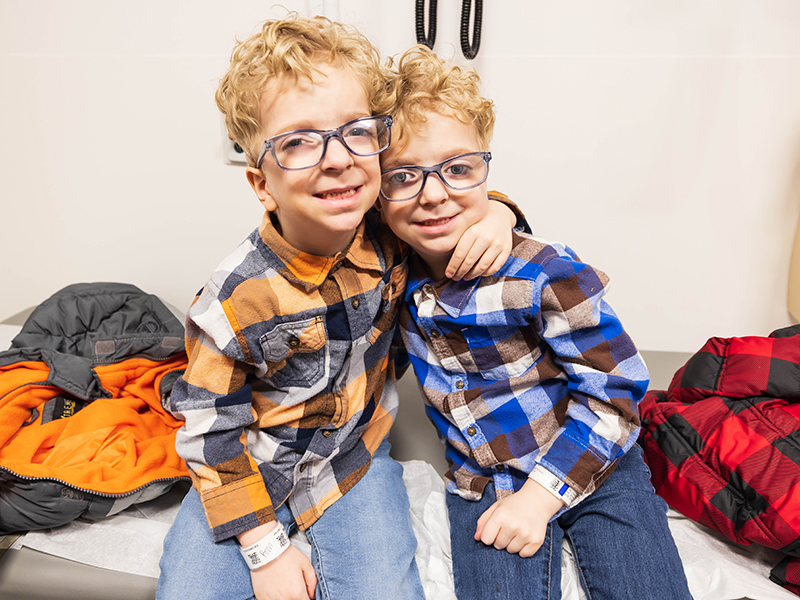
top-left (170, 284), bottom-right (276, 542)
top-left (531, 245), bottom-right (649, 498)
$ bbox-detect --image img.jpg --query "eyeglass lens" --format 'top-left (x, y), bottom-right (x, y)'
top-left (380, 153), bottom-right (489, 201)
top-left (272, 117), bottom-right (390, 170)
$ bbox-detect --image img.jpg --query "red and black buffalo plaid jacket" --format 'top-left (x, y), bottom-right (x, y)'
top-left (639, 325), bottom-right (800, 597)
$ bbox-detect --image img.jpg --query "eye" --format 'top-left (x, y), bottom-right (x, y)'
top-left (381, 169), bottom-right (420, 193)
top-left (444, 162), bottom-right (474, 178)
top-left (386, 170), bottom-right (419, 187)
top-left (278, 133), bottom-right (318, 153)
top-left (345, 126), bottom-right (373, 138)
top-left (390, 172), bottom-right (409, 184)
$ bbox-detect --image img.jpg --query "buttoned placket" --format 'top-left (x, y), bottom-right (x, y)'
top-left (292, 261), bottom-right (355, 502)
top-left (415, 283), bottom-right (499, 470)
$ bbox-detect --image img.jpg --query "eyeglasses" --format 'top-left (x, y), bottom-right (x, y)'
top-left (256, 115), bottom-right (393, 171)
top-left (379, 152), bottom-right (492, 202)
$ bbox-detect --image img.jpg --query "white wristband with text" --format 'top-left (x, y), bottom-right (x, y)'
top-left (239, 523), bottom-right (291, 571)
top-left (528, 465), bottom-right (578, 507)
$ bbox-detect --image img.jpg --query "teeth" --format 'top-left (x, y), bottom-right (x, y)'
top-left (319, 188), bottom-right (357, 200)
top-left (420, 217), bottom-right (451, 226)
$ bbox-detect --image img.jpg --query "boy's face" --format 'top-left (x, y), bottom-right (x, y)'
top-left (246, 62), bottom-right (381, 256)
top-left (378, 109), bottom-right (489, 279)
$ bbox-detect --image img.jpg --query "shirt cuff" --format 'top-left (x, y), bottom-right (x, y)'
top-left (528, 464), bottom-right (578, 507)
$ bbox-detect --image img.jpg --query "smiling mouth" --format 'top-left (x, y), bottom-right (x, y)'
top-left (316, 186), bottom-right (360, 200)
top-left (416, 216), bottom-right (454, 227)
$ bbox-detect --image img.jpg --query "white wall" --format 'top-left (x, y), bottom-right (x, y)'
top-left (2, 0), bottom-right (799, 352)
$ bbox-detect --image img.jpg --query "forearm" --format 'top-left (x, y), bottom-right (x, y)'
top-left (487, 197), bottom-right (517, 230)
top-left (535, 250), bottom-right (648, 492)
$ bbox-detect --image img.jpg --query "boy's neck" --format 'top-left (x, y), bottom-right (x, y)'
top-left (417, 252), bottom-right (451, 282)
top-left (267, 211), bottom-right (357, 257)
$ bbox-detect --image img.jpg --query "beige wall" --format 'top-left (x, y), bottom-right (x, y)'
top-left (2, 0), bottom-right (799, 352)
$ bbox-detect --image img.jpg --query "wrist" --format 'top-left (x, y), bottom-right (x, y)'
top-left (488, 198), bottom-right (517, 229)
top-left (237, 521), bottom-right (279, 547)
top-left (237, 522), bottom-right (291, 571)
top-left (528, 465), bottom-right (577, 507)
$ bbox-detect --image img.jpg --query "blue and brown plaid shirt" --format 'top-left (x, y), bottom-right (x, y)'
top-left (170, 209), bottom-right (408, 542)
top-left (397, 232), bottom-right (649, 508)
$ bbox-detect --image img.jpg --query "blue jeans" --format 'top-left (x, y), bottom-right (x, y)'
top-left (446, 445), bottom-right (693, 600)
top-left (157, 440), bottom-right (424, 600)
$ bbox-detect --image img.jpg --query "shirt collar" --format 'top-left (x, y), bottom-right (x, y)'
top-left (405, 253), bottom-right (481, 318)
top-left (258, 211), bottom-right (383, 292)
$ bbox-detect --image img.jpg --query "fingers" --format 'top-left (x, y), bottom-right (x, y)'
top-left (303, 559), bottom-right (318, 599)
top-left (518, 542), bottom-right (540, 558)
top-left (447, 235), bottom-right (512, 280)
top-left (251, 546), bottom-right (316, 600)
top-left (475, 502), bottom-right (544, 557)
top-left (475, 503), bottom-right (497, 541)
top-left (447, 237), bottom-right (482, 280)
top-left (447, 240), bottom-right (500, 280)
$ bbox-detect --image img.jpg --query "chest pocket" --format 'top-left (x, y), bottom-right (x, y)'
top-left (260, 316), bottom-right (327, 389)
top-left (463, 326), bottom-right (541, 381)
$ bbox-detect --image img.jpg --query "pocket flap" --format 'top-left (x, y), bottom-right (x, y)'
top-left (260, 317), bottom-right (326, 362)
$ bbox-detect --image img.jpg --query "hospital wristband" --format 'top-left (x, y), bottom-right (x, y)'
top-left (238, 523), bottom-right (291, 571)
top-left (528, 465), bottom-right (578, 507)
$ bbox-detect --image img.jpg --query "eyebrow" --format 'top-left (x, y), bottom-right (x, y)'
top-left (381, 148), bottom-right (477, 171)
top-left (269, 113), bottom-right (371, 138)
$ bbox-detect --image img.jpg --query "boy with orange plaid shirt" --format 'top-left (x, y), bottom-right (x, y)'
top-left (156, 16), bottom-right (522, 600)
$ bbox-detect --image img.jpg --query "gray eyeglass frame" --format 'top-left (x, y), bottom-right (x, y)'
top-left (379, 151), bottom-right (492, 202)
top-left (255, 115), bottom-right (393, 170)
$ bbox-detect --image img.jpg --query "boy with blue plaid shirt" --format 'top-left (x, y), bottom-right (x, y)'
top-left (375, 46), bottom-right (693, 600)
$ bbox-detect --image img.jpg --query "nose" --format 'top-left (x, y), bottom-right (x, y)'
top-left (319, 135), bottom-right (354, 170)
top-left (418, 172), bottom-right (448, 206)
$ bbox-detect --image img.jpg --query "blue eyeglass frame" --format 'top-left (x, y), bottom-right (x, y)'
top-left (255, 115), bottom-right (393, 170)
top-left (379, 151), bottom-right (492, 201)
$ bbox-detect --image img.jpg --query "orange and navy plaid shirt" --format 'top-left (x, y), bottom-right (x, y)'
top-left (170, 209), bottom-right (408, 542)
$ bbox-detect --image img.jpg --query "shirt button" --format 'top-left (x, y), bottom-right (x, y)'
top-left (288, 336), bottom-right (300, 348)
top-left (496, 464), bottom-right (505, 472)
top-left (430, 329), bottom-right (441, 339)
top-left (455, 380), bottom-right (465, 390)
top-left (299, 463), bottom-right (307, 473)
top-left (322, 430), bottom-right (333, 438)
top-left (351, 298), bottom-right (360, 310)
top-left (423, 284), bottom-right (433, 294)
top-left (467, 426), bottom-right (477, 436)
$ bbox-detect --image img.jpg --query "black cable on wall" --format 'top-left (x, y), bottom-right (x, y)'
top-left (460, 0), bottom-right (483, 59)
top-left (415, 0), bottom-right (438, 49)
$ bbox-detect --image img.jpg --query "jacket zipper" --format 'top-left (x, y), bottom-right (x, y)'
top-left (0, 464), bottom-right (189, 499)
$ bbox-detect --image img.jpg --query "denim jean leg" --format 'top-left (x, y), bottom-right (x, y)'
top-left (447, 482), bottom-right (562, 600)
top-left (560, 445), bottom-right (693, 600)
top-left (304, 439), bottom-right (425, 600)
top-left (157, 487), bottom-right (256, 600)
top-left (157, 487), bottom-right (298, 600)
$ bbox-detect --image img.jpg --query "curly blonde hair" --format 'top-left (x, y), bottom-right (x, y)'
top-left (374, 45), bottom-right (495, 152)
top-left (216, 15), bottom-right (385, 166)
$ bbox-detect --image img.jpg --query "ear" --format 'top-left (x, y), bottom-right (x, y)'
top-left (246, 167), bottom-right (278, 212)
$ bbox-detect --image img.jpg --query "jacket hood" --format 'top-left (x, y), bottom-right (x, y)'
top-left (1, 282), bottom-right (185, 401)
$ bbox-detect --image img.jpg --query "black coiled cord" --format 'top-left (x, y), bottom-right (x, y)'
top-left (415, 0), bottom-right (438, 50)
top-left (460, 0), bottom-right (483, 60)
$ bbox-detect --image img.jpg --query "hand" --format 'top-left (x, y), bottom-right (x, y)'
top-left (446, 199), bottom-right (516, 280)
top-left (250, 545), bottom-right (317, 600)
top-left (238, 522), bottom-right (317, 600)
top-left (474, 479), bottom-right (565, 557)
